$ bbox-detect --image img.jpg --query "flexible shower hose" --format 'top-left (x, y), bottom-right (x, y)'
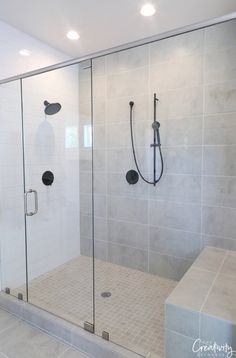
top-left (129, 101), bottom-right (164, 185)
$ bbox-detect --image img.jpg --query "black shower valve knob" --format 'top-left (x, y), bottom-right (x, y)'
top-left (42, 171), bottom-right (54, 186)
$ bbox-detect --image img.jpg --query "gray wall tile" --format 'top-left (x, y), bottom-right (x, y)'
top-left (221, 251), bottom-right (236, 277)
top-left (149, 200), bottom-right (201, 233)
top-left (203, 234), bottom-right (236, 251)
top-left (204, 113), bottom-right (236, 145)
top-left (166, 267), bottom-right (216, 311)
top-left (80, 236), bottom-right (107, 261)
top-left (192, 246), bottom-right (226, 272)
top-left (200, 313), bottom-right (236, 350)
top-left (203, 206), bottom-right (236, 240)
top-left (106, 46), bottom-right (148, 74)
top-left (92, 57), bottom-right (106, 77)
top-left (107, 148), bottom-right (149, 173)
top-left (202, 273), bottom-right (236, 323)
top-left (107, 67), bottom-right (148, 99)
top-left (165, 329), bottom-right (199, 358)
top-left (79, 150), bottom-right (92, 171)
top-left (106, 122), bottom-right (130, 148)
top-left (108, 243), bottom-right (148, 272)
top-left (165, 303), bottom-right (199, 338)
top-left (161, 116), bottom-right (202, 146)
top-left (163, 147), bottom-right (202, 175)
top-left (108, 219), bottom-right (148, 250)
top-left (203, 146), bottom-right (236, 176)
top-left (148, 174), bottom-right (201, 203)
top-left (149, 251), bottom-right (192, 281)
top-left (205, 19), bottom-right (236, 52)
top-left (94, 149), bottom-right (106, 172)
top-left (150, 54), bottom-right (203, 92)
top-left (80, 214), bottom-right (93, 238)
top-left (149, 226), bottom-right (201, 260)
top-left (149, 29), bottom-right (204, 64)
top-left (205, 47), bottom-right (236, 84)
top-left (106, 95), bottom-right (149, 123)
top-left (108, 173), bottom-right (148, 199)
top-left (93, 100), bottom-right (106, 124)
top-left (80, 194), bottom-right (107, 217)
top-left (108, 196), bottom-right (148, 224)
top-left (157, 86), bottom-right (203, 119)
top-left (205, 80), bottom-right (236, 114)
top-left (94, 125), bottom-right (106, 149)
top-left (79, 172), bottom-right (92, 194)
top-left (80, 215), bottom-right (107, 241)
top-left (203, 176), bottom-right (236, 208)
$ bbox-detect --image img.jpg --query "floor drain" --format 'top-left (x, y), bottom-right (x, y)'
top-left (101, 291), bottom-right (111, 298)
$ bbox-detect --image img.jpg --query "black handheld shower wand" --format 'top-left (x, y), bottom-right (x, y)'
top-left (128, 93), bottom-right (164, 186)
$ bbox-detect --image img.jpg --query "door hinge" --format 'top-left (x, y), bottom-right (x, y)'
top-left (102, 331), bottom-right (109, 341)
top-left (84, 321), bottom-right (94, 333)
top-left (18, 293), bottom-right (23, 300)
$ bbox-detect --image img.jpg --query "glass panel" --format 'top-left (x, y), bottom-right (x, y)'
top-left (92, 18), bottom-right (236, 356)
top-left (0, 80), bottom-right (27, 300)
top-left (21, 62), bottom-right (94, 327)
top-left (92, 27), bottom-right (205, 356)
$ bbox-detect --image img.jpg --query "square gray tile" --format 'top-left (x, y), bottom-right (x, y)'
top-left (0, 321), bottom-right (68, 358)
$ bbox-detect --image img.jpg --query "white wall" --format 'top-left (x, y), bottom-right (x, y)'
top-left (0, 80), bottom-right (26, 290)
top-left (22, 66), bottom-right (80, 282)
top-left (0, 20), bottom-right (69, 80)
top-left (0, 70), bottom-right (80, 291)
top-left (0, 21), bottom-right (80, 293)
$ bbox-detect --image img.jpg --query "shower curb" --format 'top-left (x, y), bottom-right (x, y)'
top-left (0, 293), bottom-right (143, 358)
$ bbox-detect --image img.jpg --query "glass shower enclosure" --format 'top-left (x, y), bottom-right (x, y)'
top-left (0, 16), bottom-right (236, 358)
top-left (0, 62), bottom-right (94, 328)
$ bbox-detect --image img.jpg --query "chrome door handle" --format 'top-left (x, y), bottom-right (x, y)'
top-left (25, 189), bottom-right (38, 216)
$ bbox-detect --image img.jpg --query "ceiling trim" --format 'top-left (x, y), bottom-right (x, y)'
top-left (1, 11), bottom-right (235, 85)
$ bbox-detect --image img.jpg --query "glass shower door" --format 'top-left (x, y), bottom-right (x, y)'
top-left (20, 63), bottom-right (95, 330)
top-left (0, 80), bottom-right (27, 301)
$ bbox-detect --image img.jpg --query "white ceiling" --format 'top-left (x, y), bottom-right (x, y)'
top-left (0, 0), bottom-right (235, 58)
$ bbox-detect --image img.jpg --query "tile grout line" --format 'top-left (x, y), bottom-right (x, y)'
top-left (147, 41), bottom-right (151, 274)
top-left (80, 169), bottom-right (236, 179)
top-left (200, 26), bottom-right (206, 255)
top-left (81, 215), bottom-right (236, 240)
top-left (57, 346), bottom-right (71, 358)
top-left (81, 191), bottom-right (236, 212)
top-left (198, 249), bottom-right (229, 346)
top-left (0, 316), bottom-right (21, 337)
top-left (199, 250), bottom-right (229, 314)
top-left (86, 143), bottom-right (236, 150)
top-left (80, 108), bottom-right (236, 125)
top-left (198, 25), bottom-right (206, 345)
top-left (80, 237), bottom-right (196, 264)
top-left (104, 54), bottom-right (109, 265)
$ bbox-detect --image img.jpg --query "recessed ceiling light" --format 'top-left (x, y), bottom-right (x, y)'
top-left (140, 3), bottom-right (156, 16)
top-left (19, 49), bottom-right (31, 56)
top-left (67, 31), bottom-right (80, 40)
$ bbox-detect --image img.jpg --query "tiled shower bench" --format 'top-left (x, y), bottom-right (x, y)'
top-left (165, 247), bottom-right (236, 358)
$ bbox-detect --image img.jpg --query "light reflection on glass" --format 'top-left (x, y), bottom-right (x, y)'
top-left (65, 126), bottom-right (78, 148)
top-left (83, 124), bottom-right (92, 148)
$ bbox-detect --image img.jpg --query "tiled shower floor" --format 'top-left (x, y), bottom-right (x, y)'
top-left (15, 256), bottom-right (176, 357)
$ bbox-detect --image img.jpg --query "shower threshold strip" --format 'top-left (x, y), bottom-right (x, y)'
top-left (0, 292), bottom-right (149, 358)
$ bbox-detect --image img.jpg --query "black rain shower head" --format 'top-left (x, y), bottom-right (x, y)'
top-left (44, 100), bottom-right (61, 115)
